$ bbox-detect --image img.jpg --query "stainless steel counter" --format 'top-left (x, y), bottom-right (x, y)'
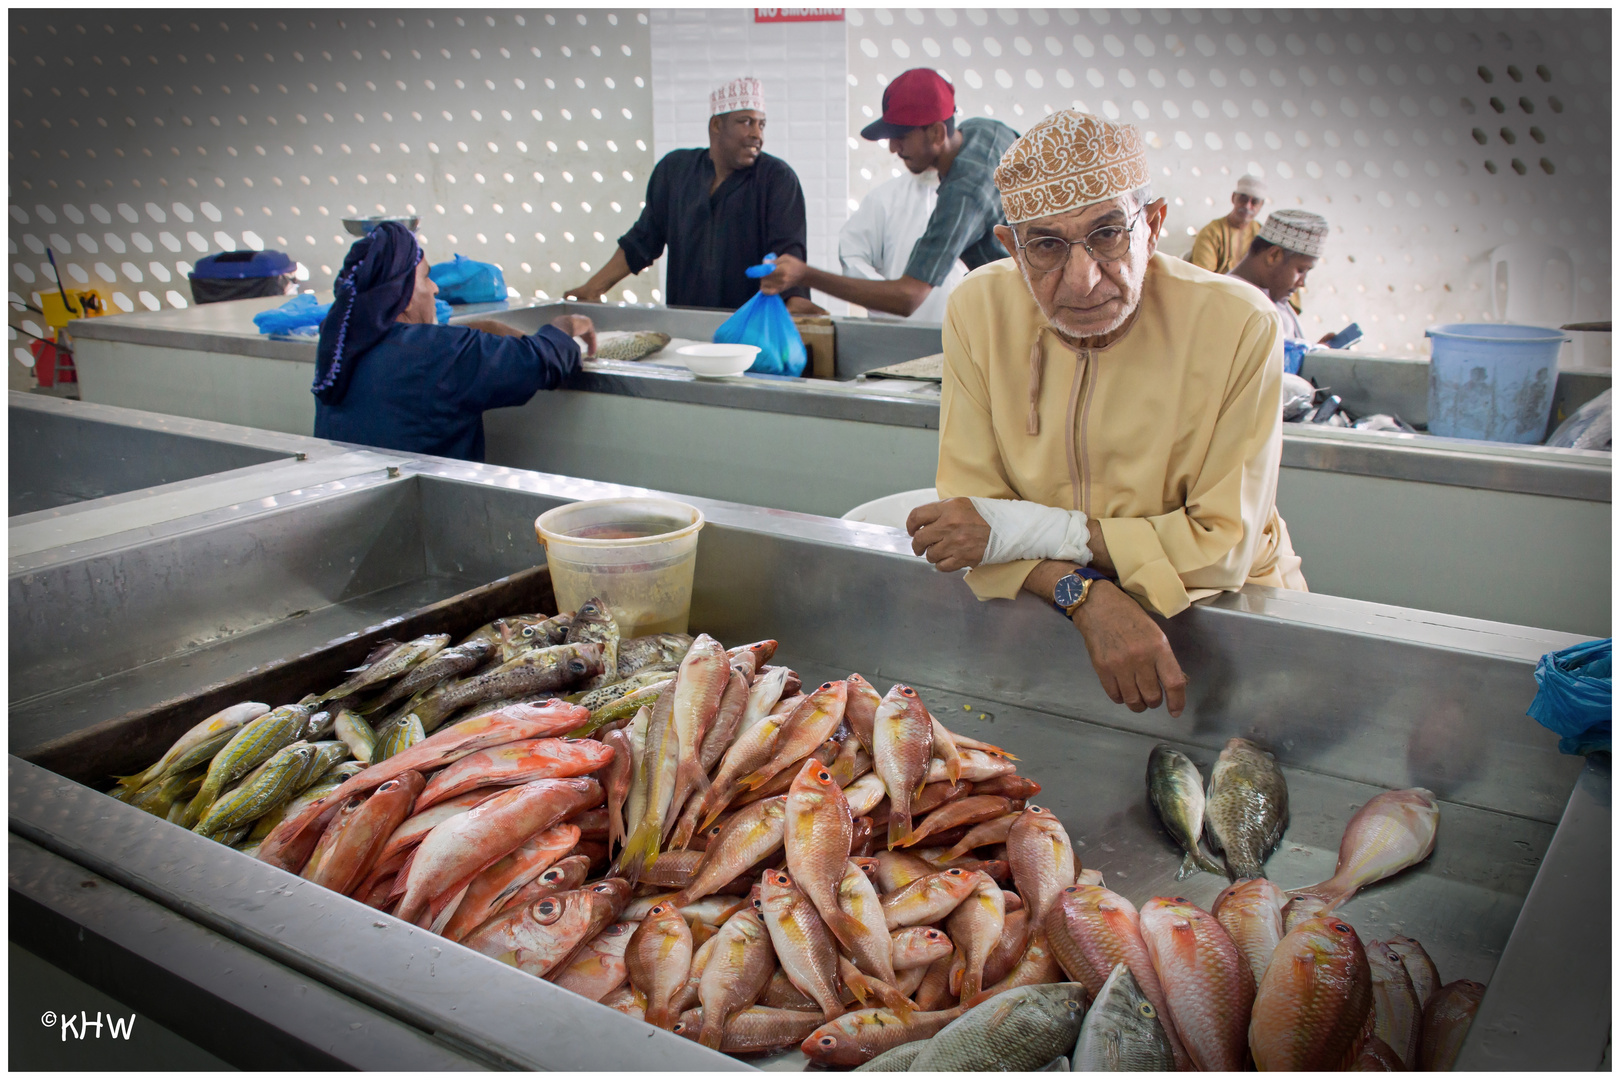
top-left (63, 302), bottom-right (1613, 635)
top-left (8, 402), bottom-right (1609, 1070)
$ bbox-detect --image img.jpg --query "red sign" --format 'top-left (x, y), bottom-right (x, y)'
top-left (754, 8), bottom-right (845, 22)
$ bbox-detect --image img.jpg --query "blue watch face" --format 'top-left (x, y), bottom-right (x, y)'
top-left (1053, 573), bottom-right (1084, 609)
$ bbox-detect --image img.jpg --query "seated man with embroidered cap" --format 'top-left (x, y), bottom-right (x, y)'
top-left (313, 221), bottom-right (594, 462)
top-left (565, 77), bottom-right (820, 313)
top-left (905, 111), bottom-right (1307, 718)
top-left (1188, 173), bottom-right (1269, 275)
top-left (1228, 209), bottom-right (1333, 345)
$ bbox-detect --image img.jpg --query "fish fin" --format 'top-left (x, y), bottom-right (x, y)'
top-left (697, 1012), bottom-right (726, 1050)
top-left (1175, 853), bottom-right (1197, 881)
top-left (824, 908), bottom-right (869, 955)
top-left (426, 883), bottom-right (470, 935)
top-left (735, 767), bottom-right (773, 792)
top-left (612, 820), bottom-right (660, 884)
top-left (179, 783), bottom-right (216, 829)
top-left (1195, 849), bottom-right (1225, 876)
top-left (886, 811), bottom-right (914, 851)
top-left (385, 849), bottom-right (420, 906)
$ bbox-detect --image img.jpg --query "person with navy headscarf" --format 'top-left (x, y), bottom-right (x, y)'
top-left (312, 221), bottom-right (595, 462)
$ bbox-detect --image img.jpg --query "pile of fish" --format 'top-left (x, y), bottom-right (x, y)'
top-left (109, 602), bottom-right (1485, 1071)
top-left (1137, 739), bottom-right (1486, 1071)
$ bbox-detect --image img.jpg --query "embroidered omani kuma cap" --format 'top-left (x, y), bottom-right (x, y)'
top-left (993, 110), bottom-right (1151, 225)
top-left (1258, 209), bottom-right (1330, 257)
top-left (710, 77), bottom-right (765, 117)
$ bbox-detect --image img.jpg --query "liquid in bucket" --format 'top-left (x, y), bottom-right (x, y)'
top-left (535, 498), bottom-right (705, 638)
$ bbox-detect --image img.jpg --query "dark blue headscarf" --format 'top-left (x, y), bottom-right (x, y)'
top-left (312, 221), bottom-right (423, 406)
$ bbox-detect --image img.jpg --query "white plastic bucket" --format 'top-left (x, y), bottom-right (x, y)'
top-left (842, 488), bottom-right (938, 530)
top-left (535, 497), bottom-right (705, 637)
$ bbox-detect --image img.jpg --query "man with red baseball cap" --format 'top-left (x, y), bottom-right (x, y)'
top-left (760, 68), bottom-right (1018, 319)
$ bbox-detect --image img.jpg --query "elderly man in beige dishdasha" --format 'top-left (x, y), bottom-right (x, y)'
top-left (906, 110), bottom-right (1308, 720)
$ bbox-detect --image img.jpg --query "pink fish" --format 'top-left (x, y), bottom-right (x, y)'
top-left (1291, 788), bottom-right (1440, 910)
top-left (439, 823), bottom-right (582, 943)
top-left (303, 772), bottom-right (424, 895)
top-left (414, 737), bottom-right (614, 811)
top-left (391, 777), bottom-right (601, 927)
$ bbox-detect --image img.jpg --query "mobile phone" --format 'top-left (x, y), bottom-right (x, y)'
top-left (1324, 322), bottom-right (1363, 351)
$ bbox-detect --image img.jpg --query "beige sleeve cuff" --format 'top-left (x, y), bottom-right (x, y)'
top-left (1098, 517), bottom-right (1193, 618)
top-left (962, 559), bottom-right (1044, 601)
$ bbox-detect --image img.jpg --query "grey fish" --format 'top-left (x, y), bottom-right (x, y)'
top-left (303, 710), bottom-right (335, 740)
top-left (180, 704), bottom-right (312, 828)
top-left (373, 713), bottom-right (425, 762)
top-left (334, 709), bottom-right (377, 764)
top-left (909, 982), bottom-right (1089, 1072)
top-left (576, 668), bottom-right (678, 713)
top-left (195, 743), bottom-right (319, 838)
top-left (384, 641), bottom-right (605, 732)
top-left (1146, 744), bottom-right (1224, 880)
top-left (616, 633), bottom-right (693, 681)
top-left (567, 597), bottom-right (620, 691)
top-left (367, 639), bottom-right (496, 712)
top-left (594, 329), bottom-right (671, 361)
top-left (1072, 962), bottom-right (1176, 1071)
top-left (854, 1041), bottom-right (928, 1071)
top-left (1203, 737), bottom-right (1289, 882)
top-left (314, 633), bottom-right (450, 705)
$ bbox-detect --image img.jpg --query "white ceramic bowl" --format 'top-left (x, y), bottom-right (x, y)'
top-left (676, 343), bottom-right (759, 378)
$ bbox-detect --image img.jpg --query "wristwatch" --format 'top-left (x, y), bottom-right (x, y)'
top-left (1052, 567), bottom-right (1112, 618)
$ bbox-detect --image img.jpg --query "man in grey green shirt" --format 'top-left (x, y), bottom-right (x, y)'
top-left (760, 68), bottom-right (1018, 319)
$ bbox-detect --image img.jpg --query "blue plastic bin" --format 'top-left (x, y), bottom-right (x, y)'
top-left (1425, 322), bottom-right (1568, 443)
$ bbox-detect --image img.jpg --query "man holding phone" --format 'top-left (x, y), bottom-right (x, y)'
top-left (1228, 210), bottom-right (1339, 345)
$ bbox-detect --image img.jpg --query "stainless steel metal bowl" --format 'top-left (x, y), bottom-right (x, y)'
top-left (340, 215), bottom-right (420, 237)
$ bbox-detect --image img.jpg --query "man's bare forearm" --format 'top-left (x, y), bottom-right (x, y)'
top-left (795, 266), bottom-right (932, 317)
top-left (569, 247), bottom-right (632, 301)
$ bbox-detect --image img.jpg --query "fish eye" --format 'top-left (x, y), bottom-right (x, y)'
top-left (752, 898), bottom-right (763, 909)
top-left (1334, 923), bottom-right (1352, 933)
top-left (946, 869), bottom-right (964, 877)
top-left (1139, 1003), bottom-right (1156, 1019)
top-left (901, 687), bottom-right (916, 697)
top-left (1065, 999), bottom-right (1081, 1010)
top-left (820, 682), bottom-right (834, 690)
top-left (818, 1037), bottom-right (837, 1047)
top-left (817, 770), bottom-right (831, 782)
top-left (1028, 804), bottom-right (1043, 813)
top-left (522, 626), bottom-right (536, 638)
top-left (1173, 897), bottom-right (1189, 904)
top-left (672, 1022), bottom-right (686, 1034)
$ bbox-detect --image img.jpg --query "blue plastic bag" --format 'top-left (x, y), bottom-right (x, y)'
top-left (429, 254), bottom-right (507, 304)
top-left (252, 292), bottom-right (331, 336)
top-left (435, 297), bottom-right (453, 325)
top-left (1282, 339), bottom-right (1307, 375)
top-left (1527, 638), bottom-right (1611, 755)
top-left (712, 254), bottom-right (807, 377)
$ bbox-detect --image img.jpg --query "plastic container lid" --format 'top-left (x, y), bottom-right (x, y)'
top-left (189, 250), bottom-right (296, 280)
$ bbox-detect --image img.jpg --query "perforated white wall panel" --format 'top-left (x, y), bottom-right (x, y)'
top-left (846, 8), bottom-right (1612, 362)
top-left (649, 9), bottom-right (849, 312)
top-left (8, 8), bottom-right (656, 370)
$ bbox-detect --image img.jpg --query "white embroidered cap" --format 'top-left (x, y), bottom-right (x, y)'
top-left (993, 110), bottom-right (1151, 225)
top-left (710, 77), bottom-right (766, 117)
top-left (1258, 209), bottom-right (1330, 258)
top-left (1233, 173), bottom-right (1268, 200)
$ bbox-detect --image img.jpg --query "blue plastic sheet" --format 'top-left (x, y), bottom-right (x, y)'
top-left (252, 292), bottom-right (331, 336)
top-left (712, 254), bottom-right (807, 377)
top-left (1526, 638), bottom-right (1611, 756)
top-left (435, 297), bottom-right (452, 325)
top-left (429, 254), bottom-right (507, 304)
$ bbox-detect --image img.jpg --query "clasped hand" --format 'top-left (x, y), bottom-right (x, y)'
top-left (905, 498), bottom-right (991, 573)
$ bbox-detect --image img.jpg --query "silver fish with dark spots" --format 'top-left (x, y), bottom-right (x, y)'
top-left (1203, 737), bottom-right (1290, 882)
top-left (853, 1041), bottom-right (928, 1071)
top-left (384, 642), bottom-right (605, 731)
top-left (567, 597), bottom-right (621, 691)
top-left (616, 634), bottom-right (694, 681)
top-left (314, 634), bottom-right (450, 705)
top-left (1147, 744), bottom-right (1224, 880)
top-left (369, 638), bottom-right (496, 711)
top-left (593, 329), bottom-right (672, 362)
top-left (1071, 962), bottom-right (1176, 1071)
top-left (909, 982), bottom-right (1089, 1072)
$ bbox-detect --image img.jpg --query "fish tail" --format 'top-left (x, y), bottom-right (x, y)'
top-left (1195, 849), bottom-right (1226, 876)
top-left (886, 811), bottom-right (914, 850)
top-left (1287, 878), bottom-right (1354, 911)
top-left (696, 788), bottom-right (730, 832)
top-left (1175, 853), bottom-right (1197, 882)
top-left (697, 1012), bottom-right (726, 1050)
top-left (179, 783), bottom-right (217, 829)
top-left (613, 821), bottom-right (659, 883)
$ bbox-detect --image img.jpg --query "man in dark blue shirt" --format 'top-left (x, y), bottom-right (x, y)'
top-left (565, 77), bottom-right (821, 313)
top-left (313, 222), bottom-right (595, 462)
top-left (760, 68), bottom-right (1018, 319)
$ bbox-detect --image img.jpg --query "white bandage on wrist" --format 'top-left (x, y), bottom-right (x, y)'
top-left (968, 497), bottom-right (1093, 567)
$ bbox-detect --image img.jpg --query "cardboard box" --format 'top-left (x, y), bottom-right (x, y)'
top-left (793, 315), bottom-right (836, 380)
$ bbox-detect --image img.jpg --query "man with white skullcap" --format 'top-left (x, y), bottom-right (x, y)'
top-left (1229, 209), bottom-right (1331, 344)
top-left (567, 77), bottom-right (820, 313)
top-left (907, 111), bottom-right (1307, 719)
top-left (1189, 173), bottom-right (1269, 275)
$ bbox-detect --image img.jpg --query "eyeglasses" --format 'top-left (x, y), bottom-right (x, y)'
top-left (1014, 207), bottom-right (1144, 273)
